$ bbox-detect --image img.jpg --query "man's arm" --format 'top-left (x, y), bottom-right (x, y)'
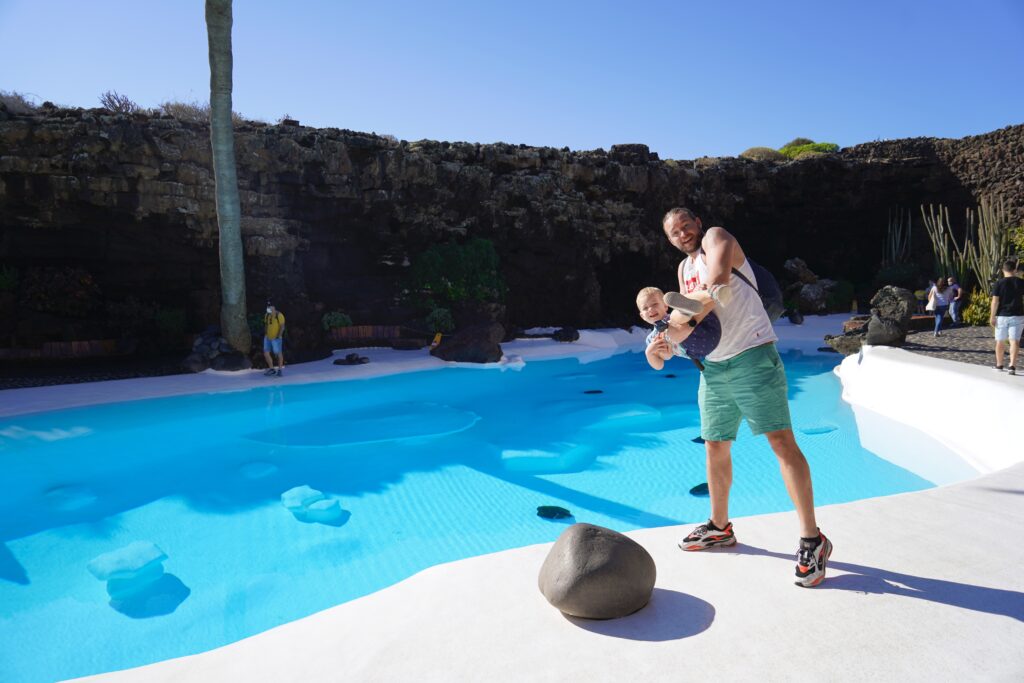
top-left (990, 293), bottom-right (999, 327)
top-left (700, 227), bottom-right (746, 287)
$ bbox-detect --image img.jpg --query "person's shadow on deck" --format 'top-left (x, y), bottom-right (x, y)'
top-left (735, 543), bottom-right (1024, 621)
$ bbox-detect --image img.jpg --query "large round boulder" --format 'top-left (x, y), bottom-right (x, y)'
top-left (538, 523), bottom-right (656, 619)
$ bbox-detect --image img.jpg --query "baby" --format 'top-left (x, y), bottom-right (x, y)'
top-left (637, 287), bottom-right (720, 371)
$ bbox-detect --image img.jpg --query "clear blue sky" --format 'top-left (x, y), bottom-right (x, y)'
top-left (2, 0), bottom-right (1022, 159)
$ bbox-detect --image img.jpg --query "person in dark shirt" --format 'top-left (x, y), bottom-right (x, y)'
top-left (947, 276), bottom-right (963, 326)
top-left (990, 258), bottom-right (1024, 374)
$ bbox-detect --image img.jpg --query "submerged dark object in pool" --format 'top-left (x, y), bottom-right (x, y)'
top-left (689, 483), bottom-right (710, 497)
top-left (583, 389), bottom-right (603, 394)
top-left (537, 505), bottom-right (573, 519)
top-left (334, 353), bottom-right (369, 365)
top-left (664, 373), bottom-right (677, 378)
top-left (691, 436), bottom-right (705, 444)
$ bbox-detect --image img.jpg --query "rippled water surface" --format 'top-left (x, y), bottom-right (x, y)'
top-left (0, 350), bottom-right (933, 681)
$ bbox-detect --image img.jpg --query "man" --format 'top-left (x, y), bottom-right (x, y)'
top-left (991, 259), bottom-right (1024, 375)
top-left (263, 300), bottom-right (286, 376)
top-left (662, 207), bottom-right (831, 587)
top-left (948, 276), bottom-right (963, 326)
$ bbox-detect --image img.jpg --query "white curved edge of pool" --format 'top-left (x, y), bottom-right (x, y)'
top-left (837, 344), bottom-right (1023, 478)
top-left (0, 316), bottom-right (834, 419)
top-left (71, 322), bottom-right (1024, 683)
top-left (0, 327), bottom-right (641, 418)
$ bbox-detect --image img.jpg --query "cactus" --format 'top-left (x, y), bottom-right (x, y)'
top-left (921, 196), bottom-right (1011, 295)
top-left (882, 207), bottom-right (912, 266)
top-left (963, 196), bottom-right (1011, 293)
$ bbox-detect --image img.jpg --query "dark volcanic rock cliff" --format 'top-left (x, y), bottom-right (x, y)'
top-left (1, 102), bottom-right (1021, 341)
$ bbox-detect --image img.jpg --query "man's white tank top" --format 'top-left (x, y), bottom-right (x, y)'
top-left (682, 250), bottom-right (777, 362)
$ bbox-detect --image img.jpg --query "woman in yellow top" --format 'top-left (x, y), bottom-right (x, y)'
top-left (263, 301), bottom-right (285, 376)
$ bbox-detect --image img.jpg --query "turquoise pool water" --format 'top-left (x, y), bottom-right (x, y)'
top-left (0, 350), bottom-right (933, 682)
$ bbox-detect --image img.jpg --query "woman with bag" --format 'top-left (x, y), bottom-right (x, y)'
top-left (927, 277), bottom-right (952, 337)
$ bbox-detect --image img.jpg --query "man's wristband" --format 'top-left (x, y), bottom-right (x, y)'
top-left (687, 318), bottom-right (697, 328)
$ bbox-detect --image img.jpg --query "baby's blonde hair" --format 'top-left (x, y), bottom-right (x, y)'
top-left (636, 286), bottom-right (664, 305)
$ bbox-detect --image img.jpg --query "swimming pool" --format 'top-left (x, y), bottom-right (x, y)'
top-left (0, 349), bottom-right (934, 682)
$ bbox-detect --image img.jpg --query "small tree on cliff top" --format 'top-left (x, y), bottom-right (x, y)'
top-left (206, 0), bottom-right (249, 352)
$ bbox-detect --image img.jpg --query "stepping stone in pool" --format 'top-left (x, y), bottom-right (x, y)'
top-left (87, 541), bottom-right (169, 600)
top-left (691, 436), bottom-right (705, 444)
top-left (539, 523), bottom-right (656, 619)
top-left (664, 374), bottom-right (677, 379)
top-left (689, 483), bottom-right (710, 497)
top-left (537, 505), bottom-right (573, 520)
top-left (281, 485), bottom-right (348, 524)
top-left (582, 389), bottom-right (603, 395)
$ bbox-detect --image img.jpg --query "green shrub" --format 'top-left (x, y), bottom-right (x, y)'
top-left (410, 237), bottom-right (506, 307)
top-left (740, 147), bottom-right (787, 162)
top-left (426, 307), bottom-right (455, 334)
top-left (106, 297), bottom-right (156, 339)
top-left (961, 288), bottom-right (991, 327)
top-left (24, 266), bottom-right (101, 317)
top-left (321, 310), bottom-right (353, 330)
top-left (0, 265), bottom-right (18, 292)
top-left (1011, 226), bottom-right (1024, 257)
top-left (794, 150), bottom-right (828, 160)
top-left (826, 280), bottom-right (856, 312)
top-left (781, 137), bottom-right (814, 149)
top-left (154, 307), bottom-right (186, 337)
top-left (247, 313), bottom-right (265, 338)
top-left (779, 142), bottom-right (839, 159)
top-left (105, 299), bottom-right (188, 351)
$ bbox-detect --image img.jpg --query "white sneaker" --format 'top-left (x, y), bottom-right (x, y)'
top-left (663, 291), bottom-right (704, 316)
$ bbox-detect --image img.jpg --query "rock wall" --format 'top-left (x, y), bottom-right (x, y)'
top-left (1, 102), bottom-right (1021, 339)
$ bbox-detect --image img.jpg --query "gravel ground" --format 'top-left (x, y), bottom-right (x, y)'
top-left (0, 355), bottom-right (189, 391)
top-left (901, 323), bottom-right (1011, 369)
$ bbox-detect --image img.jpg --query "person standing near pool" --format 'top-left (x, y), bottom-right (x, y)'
top-left (263, 301), bottom-right (286, 377)
top-left (661, 207), bottom-right (832, 587)
top-left (947, 276), bottom-right (963, 327)
top-left (991, 258), bottom-right (1024, 375)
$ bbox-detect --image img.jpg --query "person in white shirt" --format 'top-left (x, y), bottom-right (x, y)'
top-left (662, 207), bottom-right (831, 587)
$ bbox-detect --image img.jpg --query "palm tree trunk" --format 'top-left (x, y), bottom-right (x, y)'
top-left (206, 0), bottom-right (250, 352)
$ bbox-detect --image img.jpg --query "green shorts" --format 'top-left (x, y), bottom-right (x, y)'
top-left (698, 343), bottom-right (792, 441)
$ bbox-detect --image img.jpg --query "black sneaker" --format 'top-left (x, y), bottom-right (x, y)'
top-left (264, 368), bottom-right (276, 376)
top-left (276, 368), bottom-right (283, 377)
top-left (678, 519), bottom-right (736, 551)
top-left (995, 365), bottom-right (1004, 372)
top-left (795, 531), bottom-right (832, 587)
top-left (1010, 367), bottom-right (1017, 376)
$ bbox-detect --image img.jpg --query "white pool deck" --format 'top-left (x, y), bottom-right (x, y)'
top-left (10, 316), bottom-right (1019, 682)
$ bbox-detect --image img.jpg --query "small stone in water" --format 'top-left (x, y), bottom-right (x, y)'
top-left (537, 505), bottom-right (572, 519)
top-left (583, 389), bottom-right (603, 394)
top-left (691, 436), bottom-right (705, 444)
top-left (689, 483), bottom-right (710, 497)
